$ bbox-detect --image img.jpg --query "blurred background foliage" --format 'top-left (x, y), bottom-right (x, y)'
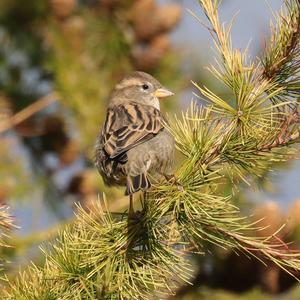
top-left (0, 0), bottom-right (300, 299)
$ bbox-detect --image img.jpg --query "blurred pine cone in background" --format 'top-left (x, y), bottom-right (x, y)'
top-left (130, 0), bottom-right (181, 71)
top-left (50, 0), bottom-right (76, 20)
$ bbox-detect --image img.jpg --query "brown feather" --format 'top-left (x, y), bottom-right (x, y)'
top-left (102, 103), bottom-right (165, 158)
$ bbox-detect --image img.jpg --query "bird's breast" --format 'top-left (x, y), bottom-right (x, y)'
top-left (145, 129), bottom-right (175, 173)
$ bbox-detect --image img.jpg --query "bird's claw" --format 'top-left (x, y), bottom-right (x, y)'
top-left (165, 174), bottom-right (184, 192)
top-left (176, 183), bottom-right (184, 192)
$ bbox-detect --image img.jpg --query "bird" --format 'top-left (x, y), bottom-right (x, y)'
top-left (94, 71), bottom-right (175, 214)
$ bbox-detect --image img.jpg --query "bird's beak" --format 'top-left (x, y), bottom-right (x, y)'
top-left (153, 88), bottom-right (174, 98)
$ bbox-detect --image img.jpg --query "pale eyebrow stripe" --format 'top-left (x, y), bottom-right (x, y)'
top-left (115, 78), bottom-right (142, 90)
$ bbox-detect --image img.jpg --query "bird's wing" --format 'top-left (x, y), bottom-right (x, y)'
top-left (102, 103), bottom-right (164, 158)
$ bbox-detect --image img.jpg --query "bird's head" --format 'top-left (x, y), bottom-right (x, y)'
top-left (110, 71), bottom-right (174, 110)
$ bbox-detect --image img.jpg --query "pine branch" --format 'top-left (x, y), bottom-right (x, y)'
top-left (161, 103), bottom-right (300, 278)
top-left (260, 106), bottom-right (300, 149)
top-left (0, 206), bottom-right (14, 277)
top-left (261, 0), bottom-right (300, 106)
top-left (2, 1), bottom-right (300, 299)
top-left (0, 93), bottom-right (58, 133)
top-left (168, 102), bottom-right (299, 185)
top-left (3, 202), bottom-right (192, 300)
top-left (0, 206), bottom-right (13, 248)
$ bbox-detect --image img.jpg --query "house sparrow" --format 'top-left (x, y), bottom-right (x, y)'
top-left (95, 71), bottom-right (175, 212)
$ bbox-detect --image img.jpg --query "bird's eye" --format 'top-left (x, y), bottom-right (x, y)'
top-left (142, 84), bottom-right (149, 90)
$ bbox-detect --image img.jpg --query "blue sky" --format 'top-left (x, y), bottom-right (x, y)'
top-left (171, 0), bottom-right (282, 55)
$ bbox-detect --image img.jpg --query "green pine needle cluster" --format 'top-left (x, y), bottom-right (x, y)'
top-left (2, 0), bottom-right (300, 299)
top-left (3, 201), bottom-right (192, 299)
top-left (0, 206), bottom-right (14, 276)
top-left (0, 206), bottom-right (13, 247)
top-left (262, 0), bottom-right (300, 105)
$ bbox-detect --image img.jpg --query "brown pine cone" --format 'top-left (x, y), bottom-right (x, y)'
top-left (41, 116), bottom-right (69, 152)
top-left (0, 184), bottom-right (10, 205)
top-left (131, 1), bottom-right (181, 41)
top-left (0, 95), bottom-right (12, 122)
top-left (252, 201), bottom-right (285, 238)
top-left (156, 4), bottom-right (182, 32)
top-left (132, 45), bottom-right (161, 71)
top-left (59, 140), bottom-right (81, 165)
top-left (98, 0), bottom-right (120, 10)
top-left (130, 0), bottom-right (159, 41)
top-left (61, 16), bottom-right (86, 49)
top-left (50, 0), bottom-right (76, 20)
top-left (68, 170), bottom-right (98, 197)
top-left (133, 34), bottom-right (170, 70)
top-left (131, 0), bottom-right (156, 18)
top-left (150, 34), bottom-right (171, 54)
top-left (286, 199), bottom-right (300, 232)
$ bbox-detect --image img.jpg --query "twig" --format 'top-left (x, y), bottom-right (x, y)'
top-left (203, 109), bottom-right (300, 168)
top-left (263, 4), bottom-right (300, 80)
top-left (0, 93), bottom-right (58, 134)
top-left (260, 107), bottom-right (300, 150)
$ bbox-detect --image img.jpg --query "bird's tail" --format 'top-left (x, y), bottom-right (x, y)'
top-left (125, 173), bottom-right (151, 195)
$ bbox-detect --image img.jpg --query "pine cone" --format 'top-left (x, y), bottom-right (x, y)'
top-left (131, 0), bottom-right (156, 18)
top-left (150, 34), bottom-right (170, 54)
top-left (286, 199), bottom-right (300, 232)
top-left (131, 1), bottom-right (181, 41)
top-left (98, 0), bottom-right (120, 10)
top-left (50, 0), bottom-right (76, 20)
top-left (61, 16), bottom-right (86, 49)
top-left (0, 184), bottom-right (10, 205)
top-left (252, 201), bottom-right (285, 237)
top-left (68, 170), bottom-right (97, 197)
top-left (0, 95), bottom-right (12, 122)
top-left (59, 140), bottom-right (81, 165)
top-left (156, 4), bottom-right (181, 32)
top-left (41, 116), bottom-right (69, 152)
top-left (133, 34), bottom-right (170, 70)
top-left (130, 0), bottom-right (159, 41)
top-left (132, 46), bottom-right (159, 71)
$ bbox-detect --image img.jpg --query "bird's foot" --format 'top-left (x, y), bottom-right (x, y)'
top-left (128, 194), bottom-right (144, 223)
top-left (164, 174), bottom-right (184, 192)
top-left (128, 210), bottom-right (143, 223)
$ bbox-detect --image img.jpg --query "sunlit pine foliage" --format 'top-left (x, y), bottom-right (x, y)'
top-left (0, 206), bottom-right (14, 277)
top-left (262, 0), bottom-right (300, 106)
top-left (2, 1), bottom-right (300, 299)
